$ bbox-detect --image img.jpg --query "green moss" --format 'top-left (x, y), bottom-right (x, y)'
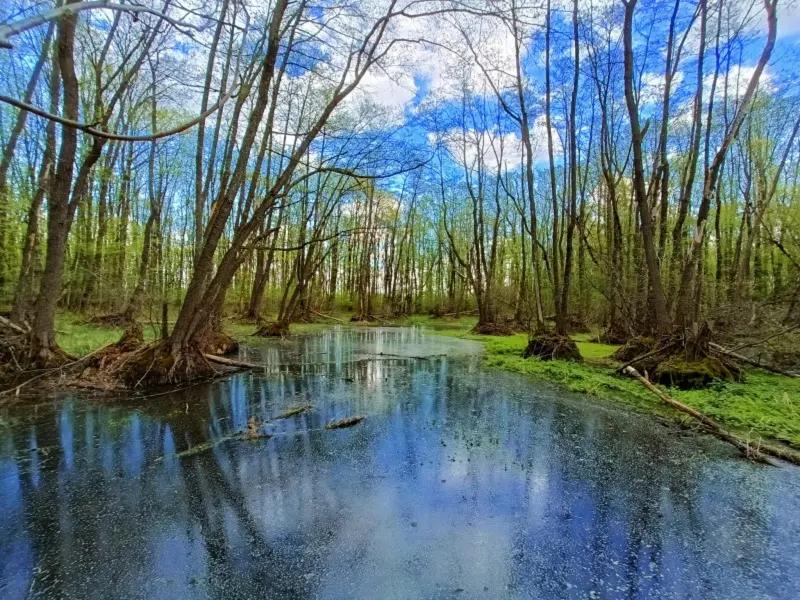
top-left (653, 355), bottom-right (740, 389)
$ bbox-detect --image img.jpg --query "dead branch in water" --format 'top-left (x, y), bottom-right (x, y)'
top-left (202, 354), bottom-right (263, 370)
top-left (326, 416), bottom-right (365, 429)
top-left (275, 405), bottom-right (313, 419)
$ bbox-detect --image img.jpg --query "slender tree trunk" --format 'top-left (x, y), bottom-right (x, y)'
top-left (556, 0), bottom-right (580, 336)
top-left (0, 23), bottom-right (55, 295)
top-left (622, 0), bottom-right (671, 335)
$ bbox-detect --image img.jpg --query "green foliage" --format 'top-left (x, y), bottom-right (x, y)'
top-left (55, 313), bottom-right (161, 356)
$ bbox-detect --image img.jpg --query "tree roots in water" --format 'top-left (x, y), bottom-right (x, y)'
top-left (75, 340), bottom-right (220, 390)
top-left (253, 321), bottom-right (290, 337)
top-left (523, 332), bottom-right (583, 361)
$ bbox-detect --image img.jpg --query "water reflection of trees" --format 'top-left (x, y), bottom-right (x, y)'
top-left (0, 329), bottom-right (790, 598)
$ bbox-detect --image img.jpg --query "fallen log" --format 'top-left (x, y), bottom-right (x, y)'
top-left (709, 343), bottom-right (799, 379)
top-left (203, 354), bottom-right (263, 370)
top-left (275, 405), bottom-right (313, 419)
top-left (623, 366), bottom-right (778, 465)
top-left (311, 310), bottom-right (347, 323)
top-left (326, 416), bottom-right (365, 429)
top-left (438, 309), bottom-right (479, 318)
top-left (616, 344), bottom-right (665, 373)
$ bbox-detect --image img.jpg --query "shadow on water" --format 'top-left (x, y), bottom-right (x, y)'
top-left (1, 327), bottom-right (799, 599)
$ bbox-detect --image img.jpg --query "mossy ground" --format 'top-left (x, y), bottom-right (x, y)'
top-left (51, 312), bottom-right (800, 448)
top-left (55, 314), bottom-right (160, 356)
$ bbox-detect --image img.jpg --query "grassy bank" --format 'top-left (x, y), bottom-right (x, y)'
top-left (52, 312), bottom-right (800, 449)
top-left (407, 315), bottom-right (800, 449)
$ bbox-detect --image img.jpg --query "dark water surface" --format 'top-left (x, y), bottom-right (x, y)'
top-left (1, 327), bottom-right (799, 599)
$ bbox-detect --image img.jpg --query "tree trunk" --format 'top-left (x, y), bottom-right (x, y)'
top-left (622, 0), bottom-right (671, 335)
top-left (29, 3), bottom-right (81, 363)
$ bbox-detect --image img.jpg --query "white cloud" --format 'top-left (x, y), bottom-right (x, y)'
top-left (640, 71), bottom-right (685, 105)
top-left (436, 114), bottom-right (561, 173)
top-left (704, 65), bottom-right (773, 104)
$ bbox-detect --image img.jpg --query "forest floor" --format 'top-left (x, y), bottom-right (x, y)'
top-left (50, 312), bottom-right (800, 450)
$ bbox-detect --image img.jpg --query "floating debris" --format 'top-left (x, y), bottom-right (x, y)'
top-left (164, 418), bottom-right (271, 460)
top-left (245, 416), bottom-right (269, 440)
top-left (275, 405), bottom-right (312, 420)
top-left (326, 416), bottom-right (365, 429)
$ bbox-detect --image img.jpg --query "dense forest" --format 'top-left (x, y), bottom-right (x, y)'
top-left (1, 0), bottom-right (798, 388)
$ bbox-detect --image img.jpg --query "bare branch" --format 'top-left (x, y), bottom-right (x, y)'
top-left (0, 1), bottom-right (209, 50)
top-left (0, 81), bottom-right (240, 142)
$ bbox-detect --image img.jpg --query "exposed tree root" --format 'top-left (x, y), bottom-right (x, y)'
top-left (198, 329), bottom-right (239, 355)
top-left (72, 340), bottom-right (220, 390)
top-left (612, 337), bottom-right (657, 363)
top-left (290, 311), bottom-right (317, 324)
top-left (1, 318), bottom-right (76, 374)
top-left (523, 332), bottom-right (582, 361)
top-left (471, 321), bottom-right (516, 336)
top-left (252, 321), bottom-right (290, 337)
top-left (350, 313), bottom-right (374, 322)
top-left (616, 324), bottom-right (743, 389)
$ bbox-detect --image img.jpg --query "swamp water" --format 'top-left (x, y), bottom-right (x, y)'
top-left (1, 327), bottom-right (799, 599)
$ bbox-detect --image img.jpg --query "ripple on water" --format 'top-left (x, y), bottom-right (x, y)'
top-left (0, 327), bottom-right (798, 599)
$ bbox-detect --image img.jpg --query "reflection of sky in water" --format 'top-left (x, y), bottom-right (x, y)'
top-left (0, 327), bottom-right (799, 599)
